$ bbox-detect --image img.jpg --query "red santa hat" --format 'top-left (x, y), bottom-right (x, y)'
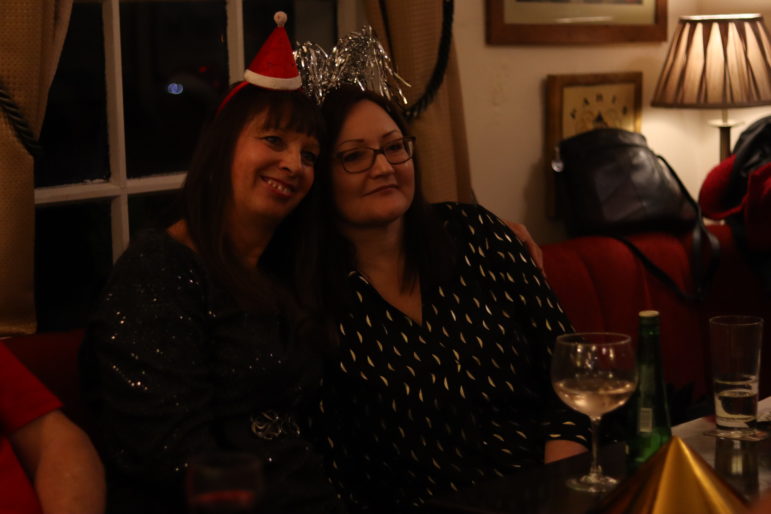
top-left (243, 11), bottom-right (301, 90)
top-left (217, 11), bottom-right (301, 112)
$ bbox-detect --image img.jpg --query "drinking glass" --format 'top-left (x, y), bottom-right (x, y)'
top-left (708, 315), bottom-right (765, 440)
top-left (186, 451), bottom-right (264, 514)
top-left (552, 332), bottom-right (637, 493)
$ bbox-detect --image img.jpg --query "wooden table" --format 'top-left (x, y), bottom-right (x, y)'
top-left (668, 396), bottom-right (771, 501)
top-left (423, 442), bottom-right (626, 514)
top-left (424, 398), bottom-right (771, 514)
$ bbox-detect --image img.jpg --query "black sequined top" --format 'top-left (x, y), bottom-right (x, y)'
top-left (308, 203), bottom-right (591, 512)
top-left (79, 229), bottom-right (342, 514)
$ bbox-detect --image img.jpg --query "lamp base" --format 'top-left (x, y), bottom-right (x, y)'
top-left (708, 118), bottom-right (744, 162)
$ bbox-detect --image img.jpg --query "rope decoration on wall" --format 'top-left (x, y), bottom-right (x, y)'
top-left (379, 0), bottom-right (455, 121)
top-left (0, 80), bottom-right (42, 158)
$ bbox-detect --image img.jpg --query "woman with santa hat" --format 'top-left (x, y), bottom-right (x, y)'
top-left (80, 12), bottom-right (343, 514)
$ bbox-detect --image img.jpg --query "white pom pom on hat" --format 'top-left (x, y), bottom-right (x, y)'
top-left (243, 10), bottom-right (301, 90)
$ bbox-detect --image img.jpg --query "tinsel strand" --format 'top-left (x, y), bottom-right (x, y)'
top-left (295, 26), bottom-right (410, 106)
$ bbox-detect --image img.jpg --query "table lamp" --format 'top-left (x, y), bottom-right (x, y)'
top-left (651, 14), bottom-right (771, 162)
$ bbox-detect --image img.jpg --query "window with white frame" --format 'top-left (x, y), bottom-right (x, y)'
top-left (34, 0), bottom-right (337, 332)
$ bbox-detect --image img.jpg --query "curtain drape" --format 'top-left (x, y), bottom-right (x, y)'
top-left (0, 0), bottom-right (73, 335)
top-left (363, 0), bottom-right (473, 204)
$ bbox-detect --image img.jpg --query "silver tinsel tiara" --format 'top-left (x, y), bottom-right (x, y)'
top-left (294, 25), bottom-right (410, 106)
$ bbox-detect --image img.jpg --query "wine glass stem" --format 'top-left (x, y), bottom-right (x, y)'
top-left (589, 415), bottom-right (603, 479)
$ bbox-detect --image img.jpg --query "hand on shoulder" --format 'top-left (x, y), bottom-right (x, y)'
top-left (502, 220), bottom-right (545, 275)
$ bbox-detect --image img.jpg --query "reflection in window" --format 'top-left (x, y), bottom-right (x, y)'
top-left (244, 0), bottom-right (337, 67)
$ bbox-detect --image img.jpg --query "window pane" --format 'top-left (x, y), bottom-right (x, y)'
top-left (35, 202), bottom-right (112, 332)
top-left (129, 191), bottom-right (180, 235)
top-left (34, 2), bottom-right (108, 188)
top-left (243, 0), bottom-right (337, 67)
top-left (121, 1), bottom-right (228, 178)
top-left (243, 0), bottom-right (294, 66)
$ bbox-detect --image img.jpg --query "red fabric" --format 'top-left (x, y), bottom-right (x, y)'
top-left (0, 343), bottom-right (62, 514)
top-left (745, 163), bottom-right (771, 251)
top-left (4, 330), bottom-right (86, 428)
top-left (542, 235), bottom-right (651, 334)
top-left (543, 226), bottom-right (771, 401)
top-left (699, 155), bottom-right (742, 219)
top-left (699, 156), bottom-right (771, 251)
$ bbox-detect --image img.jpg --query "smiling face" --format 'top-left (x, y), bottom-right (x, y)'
top-left (331, 100), bottom-right (415, 230)
top-left (228, 111), bottom-right (319, 230)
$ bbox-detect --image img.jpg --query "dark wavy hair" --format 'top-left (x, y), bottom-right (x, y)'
top-left (179, 84), bottom-right (325, 321)
top-left (316, 85), bottom-right (455, 319)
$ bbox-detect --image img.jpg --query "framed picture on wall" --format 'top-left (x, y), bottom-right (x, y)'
top-left (544, 71), bottom-right (643, 217)
top-left (486, 0), bottom-right (667, 44)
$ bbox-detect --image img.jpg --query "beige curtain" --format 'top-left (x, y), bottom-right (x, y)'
top-left (363, 0), bottom-right (473, 203)
top-left (0, 0), bottom-right (73, 335)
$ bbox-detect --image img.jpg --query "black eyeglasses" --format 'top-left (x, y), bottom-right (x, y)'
top-left (335, 136), bottom-right (416, 174)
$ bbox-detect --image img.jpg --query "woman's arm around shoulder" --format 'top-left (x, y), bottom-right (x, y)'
top-left (502, 220), bottom-right (544, 274)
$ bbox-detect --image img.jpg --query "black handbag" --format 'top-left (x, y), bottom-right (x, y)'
top-left (552, 128), bottom-right (720, 302)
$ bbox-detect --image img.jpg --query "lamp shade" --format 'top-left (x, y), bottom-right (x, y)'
top-left (651, 14), bottom-right (771, 108)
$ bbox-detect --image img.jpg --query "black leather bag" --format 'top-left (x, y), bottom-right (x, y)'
top-left (553, 128), bottom-right (697, 235)
top-left (552, 128), bottom-right (719, 302)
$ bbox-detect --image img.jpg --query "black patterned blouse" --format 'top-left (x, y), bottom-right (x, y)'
top-left (309, 202), bottom-right (590, 512)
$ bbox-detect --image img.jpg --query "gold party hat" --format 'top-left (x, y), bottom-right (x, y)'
top-left (593, 437), bottom-right (749, 514)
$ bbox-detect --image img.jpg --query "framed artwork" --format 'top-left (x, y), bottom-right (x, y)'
top-left (543, 71), bottom-right (642, 216)
top-left (486, 0), bottom-right (667, 44)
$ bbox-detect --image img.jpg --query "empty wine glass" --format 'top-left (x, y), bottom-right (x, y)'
top-left (551, 332), bottom-right (637, 493)
top-left (186, 451), bottom-right (264, 514)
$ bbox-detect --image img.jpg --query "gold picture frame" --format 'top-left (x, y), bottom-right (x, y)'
top-left (486, 0), bottom-right (667, 45)
top-left (544, 71), bottom-right (642, 217)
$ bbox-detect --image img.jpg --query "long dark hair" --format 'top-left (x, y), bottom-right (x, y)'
top-left (316, 85), bottom-right (455, 318)
top-left (180, 84), bottom-right (325, 320)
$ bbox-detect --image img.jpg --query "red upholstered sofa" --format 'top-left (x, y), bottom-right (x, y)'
top-left (3, 224), bottom-right (770, 430)
top-left (543, 224), bottom-right (771, 411)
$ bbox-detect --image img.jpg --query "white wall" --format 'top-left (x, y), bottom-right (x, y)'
top-left (454, 0), bottom-right (771, 243)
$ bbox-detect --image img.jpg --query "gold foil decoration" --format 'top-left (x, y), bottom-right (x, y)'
top-left (593, 437), bottom-right (749, 514)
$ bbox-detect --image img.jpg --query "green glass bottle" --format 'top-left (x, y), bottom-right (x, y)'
top-left (627, 310), bottom-right (671, 469)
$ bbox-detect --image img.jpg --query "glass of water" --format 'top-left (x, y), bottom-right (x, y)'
top-left (708, 315), bottom-right (765, 439)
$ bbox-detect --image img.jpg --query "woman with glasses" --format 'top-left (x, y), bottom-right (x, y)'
top-left (305, 85), bottom-right (591, 512)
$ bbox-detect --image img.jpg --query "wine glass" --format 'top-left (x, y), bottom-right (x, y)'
top-left (186, 451), bottom-right (265, 514)
top-left (551, 332), bottom-right (637, 493)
